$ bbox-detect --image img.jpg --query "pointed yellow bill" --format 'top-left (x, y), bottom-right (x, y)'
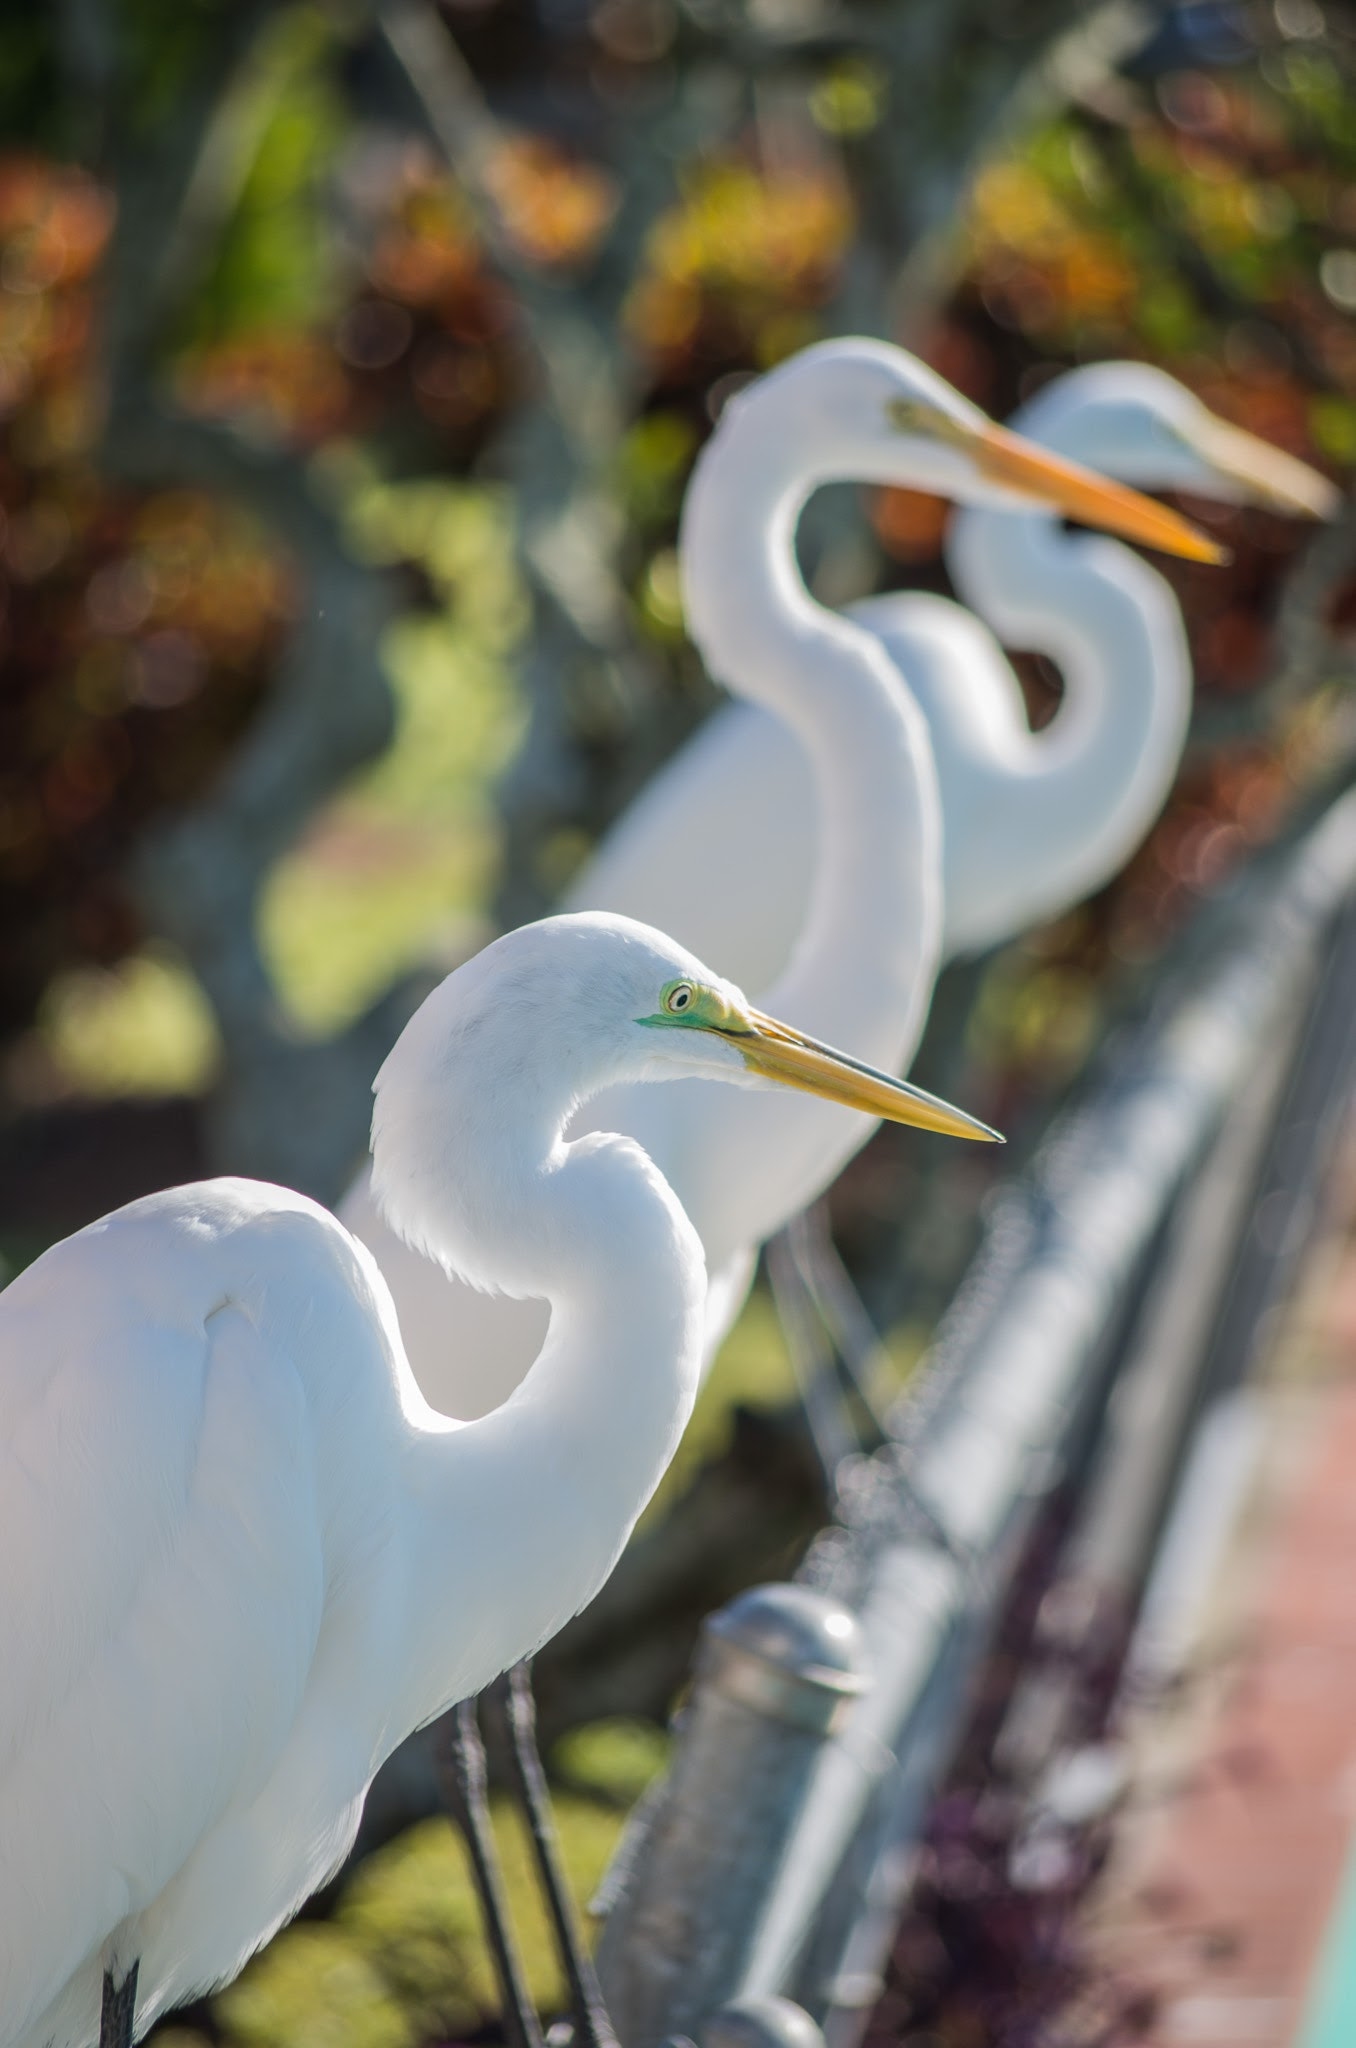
top-left (972, 421), bottom-right (1229, 563)
top-left (640, 978), bottom-right (1001, 1141)
top-left (726, 1006), bottom-right (1002, 1143)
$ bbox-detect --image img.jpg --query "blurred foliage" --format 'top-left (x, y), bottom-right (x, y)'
top-left (0, 139), bottom-right (291, 1052)
top-left (12, 474), bottom-right (527, 1087)
top-left (627, 159), bottom-right (854, 373)
top-left (552, 1716), bottom-right (671, 1806)
top-left (9, 0), bottom-right (1349, 1129)
top-left (36, 945), bottom-right (222, 1095)
top-left (179, 8), bottom-right (348, 352)
top-left (858, 6), bottom-right (1356, 1159)
top-left (178, 125), bottom-right (518, 454)
top-left (259, 475), bottom-right (529, 1033)
top-left (0, 153), bottom-right (291, 1028)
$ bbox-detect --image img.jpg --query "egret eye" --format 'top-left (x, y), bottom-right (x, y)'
top-left (888, 397), bottom-right (951, 434)
top-left (887, 397), bottom-right (930, 433)
top-left (888, 397), bottom-right (975, 449)
top-left (664, 982), bottom-right (696, 1015)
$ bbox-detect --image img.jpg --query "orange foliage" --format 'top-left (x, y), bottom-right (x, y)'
top-left (485, 136), bottom-right (618, 270)
top-left (627, 160), bottom-right (853, 372)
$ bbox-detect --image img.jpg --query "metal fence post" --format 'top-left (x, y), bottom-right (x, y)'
top-left (595, 1584), bottom-right (869, 2048)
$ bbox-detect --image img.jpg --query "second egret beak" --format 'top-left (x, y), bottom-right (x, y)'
top-left (972, 422), bottom-right (1229, 563)
top-left (719, 1005), bottom-right (1001, 1142)
top-left (1183, 412), bottom-right (1341, 520)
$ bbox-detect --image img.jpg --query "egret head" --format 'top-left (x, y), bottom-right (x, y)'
top-left (375, 914), bottom-right (998, 1148)
top-left (717, 337), bottom-right (1229, 561)
top-left (370, 913), bottom-right (998, 1290)
top-left (1009, 362), bottom-right (1340, 519)
top-left (631, 961), bottom-right (999, 1138)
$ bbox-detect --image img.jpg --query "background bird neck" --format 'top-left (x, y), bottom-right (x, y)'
top-left (679, 432), bottom-right (816, 689)
top-left (646, 435), bottom-right (943, 1270)
top-left (944, 503), bottom-right (1192, 907)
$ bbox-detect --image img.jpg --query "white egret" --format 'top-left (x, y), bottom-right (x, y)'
top-left (580, 361), bottom-right (1339, 988)
top-left (341, 342), bottom-right (1220, 1419)
top-left (0, 912), bottom-right (997, 2048)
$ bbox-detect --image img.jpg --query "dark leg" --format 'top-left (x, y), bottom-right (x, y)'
top-left (766, 1228), bottom-right (858, 1489)
top-left (436, 1699), bottom-right (546, 2048)
top-left (785, 1207), bottom-right (890, 1443)
top-left (100, 1962), bottom-right (138, 2048)
top-left (490, 1662), bottom-right (620, 2048)
top-left (777, 1212), bottom-right (967, 1561)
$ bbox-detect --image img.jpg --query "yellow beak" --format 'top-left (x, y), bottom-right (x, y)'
top-left (971, 422), bottom-right (1229, 563)
top-left (1184, 412), bottom-right (1341, 519)
top-left (714, 1005), bottom-right (1002, 1143)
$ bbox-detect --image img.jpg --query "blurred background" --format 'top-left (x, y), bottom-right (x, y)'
top-left (2, 1), bottom-right (1355, 2043)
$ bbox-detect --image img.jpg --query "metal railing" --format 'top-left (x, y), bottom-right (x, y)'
top-left (593, 786), bottom-right (1356, 2048)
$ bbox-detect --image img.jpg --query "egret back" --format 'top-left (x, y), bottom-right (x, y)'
top-left (0, 1183), bottom-right (406, 2048)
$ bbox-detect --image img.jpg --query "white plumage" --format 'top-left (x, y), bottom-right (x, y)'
top-left (3, 1180), bottom-right (411, 2048)
top-left (2, 911), bottom-right (997, 2048)
top-left (578, 361), bottom-right (1338, 987)
top-left (7, 912), bottom-right (998, 2048)
top-left (342, 341), bottom-right (1217, 1420)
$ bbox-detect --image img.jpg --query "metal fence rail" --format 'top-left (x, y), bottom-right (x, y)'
top-left (594, 787), bottom-right (1356, 2048)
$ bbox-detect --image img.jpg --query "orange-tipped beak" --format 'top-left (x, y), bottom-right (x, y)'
top-left (974, 421), bottom-right (1229, 563)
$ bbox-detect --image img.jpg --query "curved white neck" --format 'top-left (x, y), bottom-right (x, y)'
top-left (939, 502), bottom-right (1191, 950)
top-left (621, 420), bottom-right (941, 1269)
top-left (379, 1116), bottom-right (704, 1735)
top-left (372, 1007), bottom-right (712, 1728)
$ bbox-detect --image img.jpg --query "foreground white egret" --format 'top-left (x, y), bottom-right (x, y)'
top-left (342, 342), bottom-right (1220, 1419)
top-left (582, 362), bottom-right (1338, 988)
top-left (0, 913), bottom-right (997, 2048)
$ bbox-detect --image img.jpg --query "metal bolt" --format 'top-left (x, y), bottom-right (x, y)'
top-left (703, 1996), bottom-right (826, 2048)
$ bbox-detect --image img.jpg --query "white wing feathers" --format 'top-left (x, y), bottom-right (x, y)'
top-left (0, 1188), bottom-right (340, 2045)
